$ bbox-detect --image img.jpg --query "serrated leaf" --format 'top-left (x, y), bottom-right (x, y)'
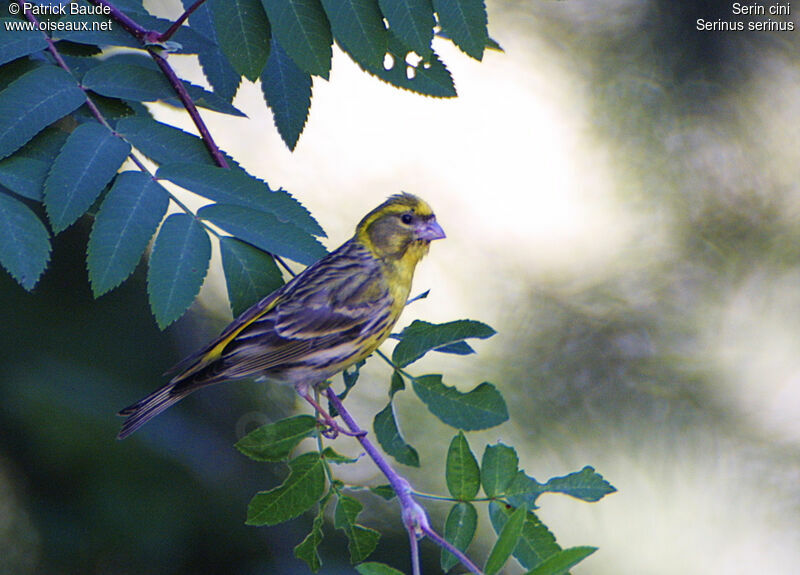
top-left (52, 13), bottom-right (141, 49)
top-left (235, 414), bottom-right (317, 461)
top-left (246, 451), bottom-right (326, 525)
top-left (353, 32), bottom-right (456, 98)
top-left (211, 0), bottom-right (271, 81)
top-left (146, 213), bottom-right (211, 329)
top-left (441, 501), bottom-right (477, 572)
top-left (10, 125), bottom-right (69, 163)
top-left (261, 38), bottom-right (312, 150)
top-left (82, 61), bottom-right (245, 117)
top-left (485, 504), bottom-right (526, 575)
top-left (0, 65), bottom-right (85, 160)
top-left (0, 192), bottom-right (50, 290)
top-left (44, 122), bottom-right (131, 233)
top-left (356, 562), bottom-right (406, 575)
top-left (542, 466), bottom-right (617, 503)
top-left (198, 203), bottom-right (327, 266)
top-left (433, 0), bottom-right (488, 60)
top-left (392, 319), bottom-right (495, 367)
top-left (87, 172), bottom-right (169, 296)
top-left (261, 0), bottom-right (332, 78)
top-left (220, 237), bottom-right (284, 316)
top-left (378, 0), bottom-right (434, 58)
top-left (373, 401), bottom-right (419, 467)
top-left (157, 163), bottom-right (324, 236)
top-left (183, 0), bottom-right (241, 102)
top-left (294, 507), bottom-right (325, 572)
top-left (411, 375), bottom-right (508, 430)
top-left (489, 501), bottom-right (561, 570)
top-left (526, 547), bottom-right (597, 575)
top-left (481, 443), bottom-right (519, 498)
top-left (0, 156), bottom-right (49, 201)
top-left (446, 431), bottom-right (480, 500)
top-left (0, 20), bottom-right (48, 66)
top-left (116, 116), bottom-right (219, 167)
top-left (321, 0), bottom-right (387, 69)
top-left (334, 494), bottom-right (380, 563)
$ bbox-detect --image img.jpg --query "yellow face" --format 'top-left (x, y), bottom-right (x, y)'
top-left (357, 193), bottom-right (446, 260)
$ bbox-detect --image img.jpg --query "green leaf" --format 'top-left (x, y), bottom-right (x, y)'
top-left (183, 0), bottom-right (241, 102)
top-left (358, 32), bottom-right (456, 98)
top-left (411, 375), bottom-right (508, 430)
top-left (157, 163), bottom-right (324, 237)
top-left (87, 172), bottom-right (170, 297)
top-left (261, 38), bottom-right (313, 150)
top-left (433, 0), bottom-right (488, 60)
top-left (198, 203), bottom-right (327, 266)
top-left (261, 0), bottom-right (333, 78)
top-left (235, 414), bottom-right (317, 462)
top-left (220, 237), bottom-right (284, 316)
top-left (526, 547), bottom-right (597, 575)
top-left (0, 21), bottom-right (48, 66)
top-left (321, 446), bottom-right (358, 464)
top-left (246, 451), bottom-right (326, 525)
top-left (321, 0), bottom-right (387, 69)
top-left (505, 471), bottom-right (544, 510)
top-left (116, 116), bottom-right (220, 167)
top-left (82, 61), bottom-right (245, 117)
top-left (0, 192), bottom-right (50, 290)
top-left (373, 401), bottom-right (419, 467)
top-left (146, 213), bottom-right (211, 329)
top-left (294, 506), bottom-right (325, 572)
top-left (356, 562), bottom-right (406, 575)
top-left (211, 0), bottom-right (271, 81)
top-left (484, 504), bottom-right (526, 575)
top-left (0, 156), bottom-right (49, 201)
top-left (388, 370), bottom-right (405, 398)
top-left (0, 65), bottom-right (85, 160)
top-left (481, 443), bottom-right (519, 498)
top-left (369, 484), bottom-right (396, 500)
top-left (434, 341), bottom-right (474, 355)
top-left (334, 494), bottom-right (380, 563)
top-left (51, 13), bottom-right (141, 49)
top-left (392, 319), bottom-right (495, 368)
top-left (44, 122), bottom-right (131, 233)
top-left (489, 501), bottom-right (561, 570)
top-left (378, 0), bottom-right (434, 58)
top-left (441, 501), bottom-right (477, 572)
top-left (445, 432), bottom-right (480, 500)
top-left (542, 466), bottom-right (617, 503)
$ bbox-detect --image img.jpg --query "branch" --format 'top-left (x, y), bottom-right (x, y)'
top-left (157, 0), bottom-right (208, 43)
top-left (324, 389), bottom-right (485, 575)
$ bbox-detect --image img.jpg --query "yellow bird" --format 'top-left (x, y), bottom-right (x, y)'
top-left (118, 193), bottom-right (445, 439)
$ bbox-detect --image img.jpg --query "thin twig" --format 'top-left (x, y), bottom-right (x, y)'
top-left (324, 388), bottom-right (485, 575)
top-left (157, 0), bottom-right (207, 42)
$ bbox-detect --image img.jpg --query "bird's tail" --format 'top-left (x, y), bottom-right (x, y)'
top-left (117, 383), bottom-right (192, 440)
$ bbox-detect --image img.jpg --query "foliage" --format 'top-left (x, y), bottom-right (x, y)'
top-left (0, 1), bottom-right (614, 573)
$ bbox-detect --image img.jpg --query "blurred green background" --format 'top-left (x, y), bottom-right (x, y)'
top-left (3, 0), bottom-right (800, 573)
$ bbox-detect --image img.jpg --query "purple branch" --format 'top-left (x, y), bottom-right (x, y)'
top-left (158, 0), bottom-right (208, 42)
top-left (324, 389), bottom-right (485, 575)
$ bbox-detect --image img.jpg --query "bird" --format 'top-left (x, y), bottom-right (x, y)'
top-left (117, 193), bottom-right (446, 439)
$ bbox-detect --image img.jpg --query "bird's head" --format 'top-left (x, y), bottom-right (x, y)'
top-left (356, 193), bottom-right (446, 261)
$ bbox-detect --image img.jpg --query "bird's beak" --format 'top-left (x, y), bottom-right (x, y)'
top-left (417, 218), bottom-right (446, 241)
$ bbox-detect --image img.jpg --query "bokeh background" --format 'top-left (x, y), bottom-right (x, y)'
top-left (2, 0), bottom-right (800, 573)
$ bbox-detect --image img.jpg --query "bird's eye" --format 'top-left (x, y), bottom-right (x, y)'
top-left (401, 213), bottom-right (413, 225)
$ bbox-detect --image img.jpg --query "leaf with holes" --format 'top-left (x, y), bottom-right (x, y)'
top-left (412, 375), bottom-right (508, 430)
top-left (378, 0), bottom-right (434, 58)
top-left (87, 172), bottom-right (169, 297)
top-left (44, 123), bottom-right (131, 233)
top-left (147, 213), bottom-right (211, 329)
top-left (0, 192), bottom-right (50, 290)
top-left (334, 494), bottom-right (380, 564)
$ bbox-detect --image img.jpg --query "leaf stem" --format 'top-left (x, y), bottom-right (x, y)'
top-left (157, 0), bottom-right (208, 42)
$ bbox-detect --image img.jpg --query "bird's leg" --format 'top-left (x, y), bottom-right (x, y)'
top-left (296, 384), bottom-right (365, 438)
